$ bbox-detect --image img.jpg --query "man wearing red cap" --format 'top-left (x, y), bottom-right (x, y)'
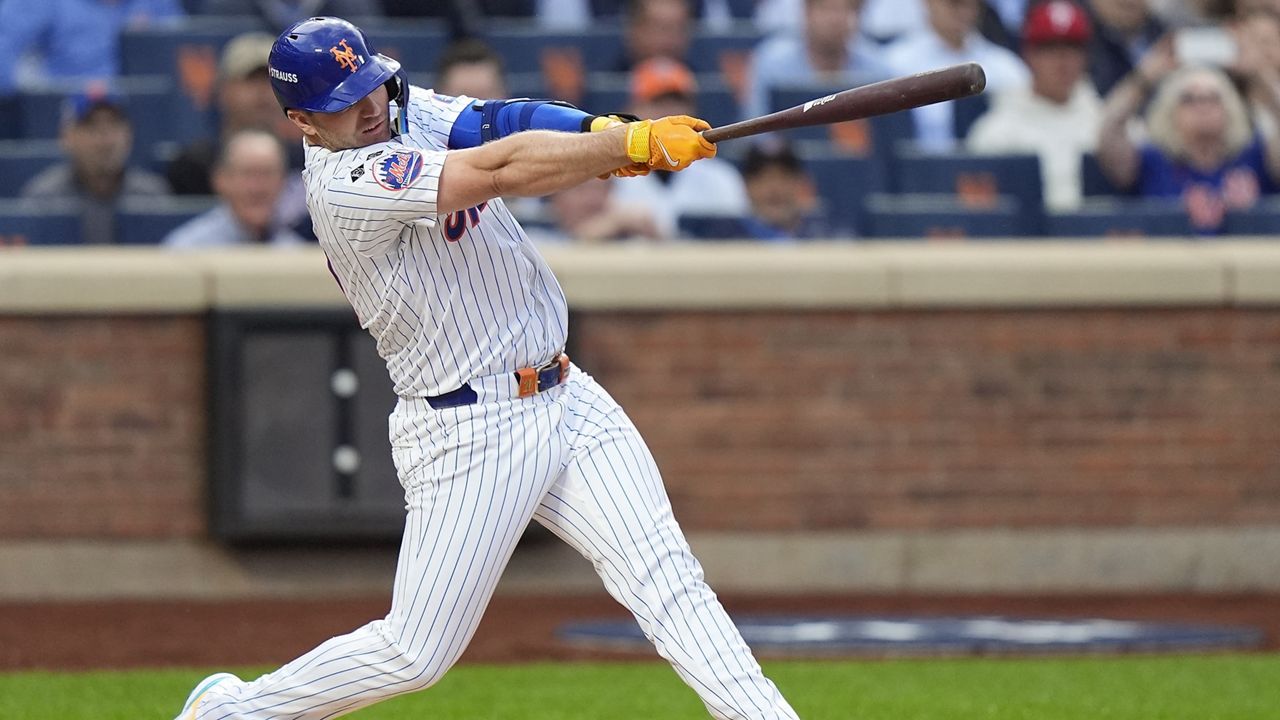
top-left (967, 0), bottom-right (1103, 210)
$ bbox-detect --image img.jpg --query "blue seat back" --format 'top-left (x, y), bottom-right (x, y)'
top-left (800, 151), bottom-right (886, 236)
top-left (894, 150), bottom-right (1044, 233)
top-left (1225, 200), bottom-right (1280, 235)
top-left (0, 199), bottom-right (82, 245)
top-left (863, 193), bottom-right (1027, 238)
top-left (0, 141), bottom-right (63, 197)
top-left (1044, 199), bottom-right (1192, 237)
top-left (768, 83), bottom-right (912, 162)
top-left (18, 76), bottom-right (205, 153)
top-left (1080, 153), bottom-right (1133, 197)
top-left (678, 214), bottom-right (751, 239)
top-left (952, 92), bottom-right (990, 141)
top-left (582, 73), bottom-right (740, 128)
top-left (116, 196), bottom-right (219, 245)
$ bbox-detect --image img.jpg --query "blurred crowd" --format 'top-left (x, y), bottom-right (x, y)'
top-left (1, 0), bottom-right (1279, 245)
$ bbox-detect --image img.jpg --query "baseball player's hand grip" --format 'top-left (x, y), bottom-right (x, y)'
top-left (627, 116), bottom-right (718, 171)
top-left (701, 62), bottom-right (987, 144)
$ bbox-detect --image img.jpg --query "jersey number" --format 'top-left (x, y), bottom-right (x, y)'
top-left (444, 202), bottom-right (487, 242)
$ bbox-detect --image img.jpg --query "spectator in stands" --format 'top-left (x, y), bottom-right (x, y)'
top-left (885, 0), bottom-right (1031, 151)
top-left (1096, 39), bottom-right (1280, 232)
top-left (1085, 0), bottom-right (1166, 95)
top-left (164, 130), bottom-right (305, 248)
top-left (0, 0), bottom-right (184, 138)
top-left (744, 0), bottom-right (893, 120)
top-left (610, 58), bottom-right (750, 237)
top-left (198, 0), bottom-right (382, 31)
top-left (169, 33), bottom-right (287, 195)
top-left (967, 0), bottom-right (1103, 209)
top-left (167, 33), bottom-right (310, 235)
top-left (21, 91), bottom-right (170, 245)
top-left (614, 0), bottom-right (698, 71)
top-left (434, 39), bottom-right (509, 99)
top-left (540, 0), bottom-right (753, 29)
top-left (738, 141), bottom-right (830, 240)
top-left (525, 178), bottom-right (664, 243)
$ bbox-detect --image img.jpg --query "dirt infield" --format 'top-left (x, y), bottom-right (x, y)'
top-left (2, 593), bottom-right (1277, 672)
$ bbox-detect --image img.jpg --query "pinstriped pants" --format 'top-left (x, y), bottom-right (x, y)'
top-left (198, 367), bottom-right (798, 720)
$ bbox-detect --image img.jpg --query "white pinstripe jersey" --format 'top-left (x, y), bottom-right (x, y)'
top-left (302, 86), bottom-right (569, 398)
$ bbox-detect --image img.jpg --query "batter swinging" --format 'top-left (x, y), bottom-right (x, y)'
top-left (175, 16), bottom-right (798, 720)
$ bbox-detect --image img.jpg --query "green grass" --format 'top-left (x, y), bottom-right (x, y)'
top-left (1, 654), bottom-right (1277, 719)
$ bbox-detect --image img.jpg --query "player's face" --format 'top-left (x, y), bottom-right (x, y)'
top-left (289, 84), bottom-right (392, 151)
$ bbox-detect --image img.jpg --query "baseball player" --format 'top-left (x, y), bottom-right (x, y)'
top-left (174, 17), bottom-right (799, 720)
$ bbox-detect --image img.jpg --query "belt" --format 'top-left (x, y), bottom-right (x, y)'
top-left (425, 353), bottom-right (571, 410)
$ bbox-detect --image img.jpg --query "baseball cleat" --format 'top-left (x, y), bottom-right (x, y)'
top-left (175, 672), bottom-right (239, 720)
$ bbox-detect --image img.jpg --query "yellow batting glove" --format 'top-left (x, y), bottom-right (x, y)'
top-left (590, 115), bottom-right (650, 178)
top-left (626, 115), bottom-right (716, 172)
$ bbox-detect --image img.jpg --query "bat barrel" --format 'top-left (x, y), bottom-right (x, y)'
top-left (702, 62), bottom-right (987, 144)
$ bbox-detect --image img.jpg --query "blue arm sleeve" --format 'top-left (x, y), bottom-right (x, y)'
top-left (447, 99), bottom-right (595, 150)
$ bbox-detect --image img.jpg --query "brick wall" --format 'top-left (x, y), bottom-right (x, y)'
top-left (573, 308), bottom-right (1280, 532)
top-left (2, 308), bottom-right (1278, 539)
top-left (0, 317), bottom-right (206, 539)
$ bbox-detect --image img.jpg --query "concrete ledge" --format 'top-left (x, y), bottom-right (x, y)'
top-left (192, 249), bottom-right (347, 308)
top-left (541, 243), bottom-right (894, 310)
top-left (1211, 241), bottom-right (1280, 305)
top-left (880, 242), bottom-right (1228, 307)
top-left (2, 243), bottom-right (1278, 314)
top-left (3, 527), bottom-right (1277, 600)
top-left (0, 247), bottom-right (206, 313)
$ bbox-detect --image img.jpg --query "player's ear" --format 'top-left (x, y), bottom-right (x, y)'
top-left (286, 109), bottom-right (319, 140)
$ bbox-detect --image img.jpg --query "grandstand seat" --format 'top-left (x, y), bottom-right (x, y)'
top-left (351, 21), bottom-right (451, 73)
top-left (862, 193), bottom-right (1027, 238)
top-left (1080, 152), bottom-right (1133, 197)
top-left (120, 17), bottom-right (267, 77)
top-left (1044, 199), bottom-right (1192, 237)
top-left (685, 24), bottom-right (765, 73)
top-left (116, 196), bottom-right (219, 245)
top-left (480, 24), bottom-right (621, 104)
top-left (1223, 199), bottom-right (1280, 235)
top-left (582, 73), bottom-right (740, 128)
top-left (0, 199), bottom-right (82, 245)
top-left (0, 141), bottom-right (63, 197)
top-left (893, 150), bottom-right (1044, 233)
top-left (768, 84), bottom-right (913, 163)
top-left (678, 214), bottom-right (751, 239)
top-left (798, 149), bottom-right (885, 236)
top-left (17, 76), bottom-right (206, 152)
top-left (952, 92), bottom-right (990, 141)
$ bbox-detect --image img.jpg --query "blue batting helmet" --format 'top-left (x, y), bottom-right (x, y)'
top-left (268, 17), bottom-right (408, 132)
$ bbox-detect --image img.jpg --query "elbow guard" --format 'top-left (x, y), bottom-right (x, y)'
top-left (449, 98), bottom-right (596, 148)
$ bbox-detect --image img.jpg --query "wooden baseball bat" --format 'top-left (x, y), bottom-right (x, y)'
top-left (701, 63), bottom-right (987, 144)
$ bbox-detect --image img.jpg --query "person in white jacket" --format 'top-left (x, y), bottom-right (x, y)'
top-left (966, 0), bottom-right (1103, 210)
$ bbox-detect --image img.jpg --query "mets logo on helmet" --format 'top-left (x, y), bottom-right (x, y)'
top-left (330, 39), bottom-right (363, 73)
top-left (374, 150), bottom-right (424, 191)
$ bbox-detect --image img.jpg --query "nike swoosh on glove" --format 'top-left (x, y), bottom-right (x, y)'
top-left (625, 116), bottom-right (716, 172)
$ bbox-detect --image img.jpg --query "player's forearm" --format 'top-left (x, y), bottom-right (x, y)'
top-left (487, 128), bottom-right (630, 198)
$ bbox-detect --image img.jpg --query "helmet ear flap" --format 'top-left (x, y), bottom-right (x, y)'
top-left (385, 72), bottom-right (409, 135)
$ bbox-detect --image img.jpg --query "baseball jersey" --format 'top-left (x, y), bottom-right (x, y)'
top-left (302, 86), bottom-right (569, 398)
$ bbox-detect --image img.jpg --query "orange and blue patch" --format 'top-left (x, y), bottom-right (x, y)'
top-left (374, 150), bottom-right (424, 191)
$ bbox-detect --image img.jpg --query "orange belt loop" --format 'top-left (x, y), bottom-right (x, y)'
top-left (558, 353), bottom-right (570, 383)
top-left (515, 367), bottom-right (538, 398)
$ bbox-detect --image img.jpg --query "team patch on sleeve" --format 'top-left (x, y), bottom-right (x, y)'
top-left (373, 150), bottom-right (425, 191)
